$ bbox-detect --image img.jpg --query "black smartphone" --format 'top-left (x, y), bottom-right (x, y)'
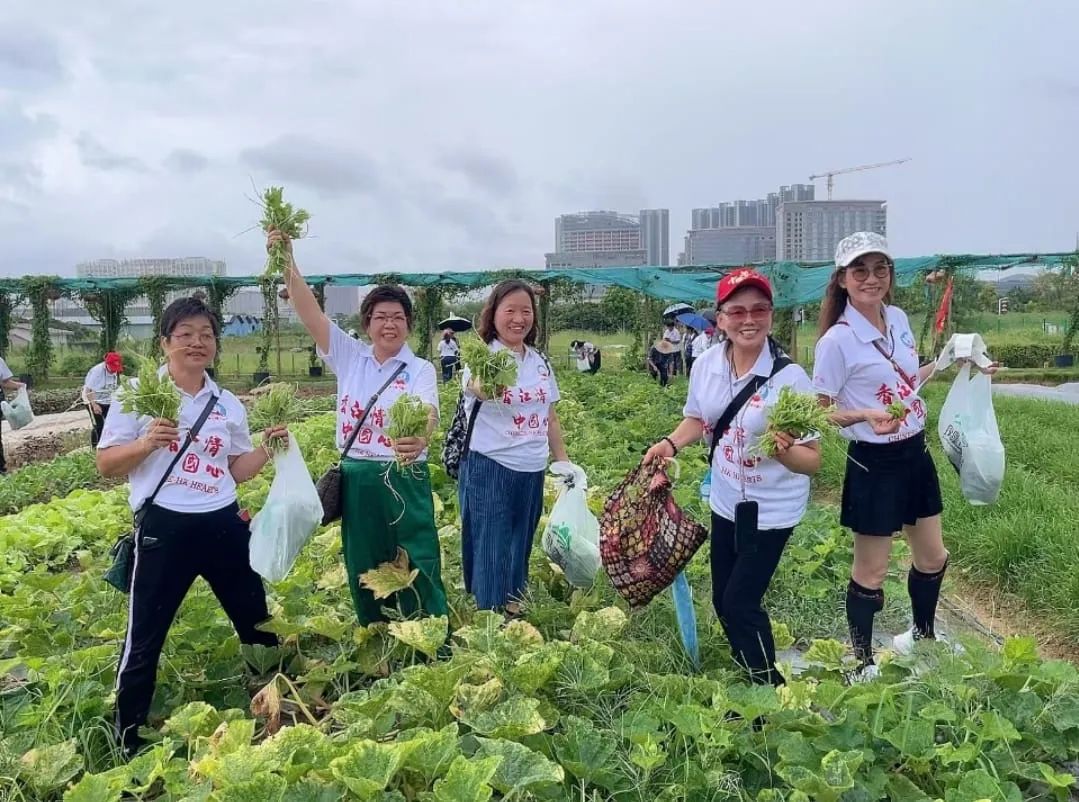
top-left (734, 500), bottom-right (759, 554)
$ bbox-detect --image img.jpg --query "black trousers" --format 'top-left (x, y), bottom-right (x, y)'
top-left (115, 502), bottom-right (277, 749)
top-left (90, 403), bottom-right (110, 447)
top-left (440, 356), bottom-right (458, 383)
top-left (0, 412), bottom-right (5, 474)
top-left (709, 512), bottom-right (793, 685)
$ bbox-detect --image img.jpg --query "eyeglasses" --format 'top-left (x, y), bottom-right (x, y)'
top-left (721, 304), bottom-right (773, 322)
top-left (371, 314), bottom-right (408, 325)
top-left (170, 331), bottom-right (216, 345)
top-left (845, 263), bottom-right (892, 282)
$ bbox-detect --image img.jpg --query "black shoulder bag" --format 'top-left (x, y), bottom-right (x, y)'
top-left (706, 340), bottom-right (791, 555)
top-left (315, 363), bottom-right (407, 525)
top-left (104, 394), bottom-right (220, 593)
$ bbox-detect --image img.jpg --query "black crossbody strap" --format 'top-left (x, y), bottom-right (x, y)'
top-left (137, 393), bottom-right (219, 525)
top-left (708, 344), bottom-right (792, 466)
top-left (338, 362), bottom-right (408, 460)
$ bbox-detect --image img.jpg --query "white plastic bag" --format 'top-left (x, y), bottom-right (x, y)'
top-left (542, 461), bottom-right (601, 588)
top-left (1, 386), bottom-right (34, 430)
top-left (937, 362), bottom-right (1005, 506)
top-left (250, 436), bottom-right (323, 581)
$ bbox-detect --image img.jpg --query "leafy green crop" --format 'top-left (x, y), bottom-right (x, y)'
top-left (459, 336), bottom-right (518, 396)
top-left (260, 186), bottom-right (310, 279)
top-left (115, 357), bottom-right (181, 420)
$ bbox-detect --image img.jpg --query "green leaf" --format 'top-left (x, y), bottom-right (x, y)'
top-left (570, 607), bottom-right (628, 643)
top-left (474, 737), bottom-right (565, 793)
top-left (400, 724), bottom-right (461, 784)
top-left (457, 695), bottom-right (548, 739)
top-left (389, 616), bottom-right (448, 659)
top-left (882, 718), bottom-right (935, 758)
top-left (629, 735), bottom-right (668, 773)
top-left (508, 644), bottom-right (565, 693)
top-left (239, 642), bottom-right (286, 676)
top-left (360, 547), bottom-right (419, 599)
top-left (501, 619), bottom-right (545, 651)
top-left (976, 710), bottom-right (1023, 743)
top-left (255, 724), bottom-right (333, 784)
top-left (942, 768), bottom-right (1023, 802)
top-left (804, 639), bottom-right (850, 671)
top-left (63, 773), bottom-right (122, 802)
top-left (281, 779), bottom-right (347, 802)
top-left (552, 715), bottom-right (622, 790)
top-left (329, 740), bottom-right (410, 799)
top-left (776, 749), bottom-right (862, 802)
top-left (428, 755), bottom-right (501, 802)
top-left (726, 683), bottom-right (781, 722)
top-left (163, 701), bottom-right (226, 742)
top-left (917, 701), bottom-right (957, 723)
top-left (211, 773), bottom-right (287, 802)
top-left (1036, 762), bottom-right (1077, 790)
top-left (771, 620), bottom-right (795, 651)
top-left (1001, 636), bottom-right (1039, 667)
top-left (884, 774), bottom-right (933, 802)
top-left (18, 739), bottom-right (84, 795)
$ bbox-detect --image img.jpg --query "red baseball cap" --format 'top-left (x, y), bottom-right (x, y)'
top-left (716, 269), bottom-right (773, 305)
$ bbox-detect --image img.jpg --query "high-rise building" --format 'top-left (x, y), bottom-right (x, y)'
top-left (639, 209), bottom-right (670, 266)
top-left (692, 183), bottom-right (815, 231)
top-left (681, 227), bottom-right (776, 266)
top-left (555, 211), bottom-right (641, 253)
top-left (76, 257), bottom-right (227, 278)
top-left (777, 200), bottom-right (887, 261)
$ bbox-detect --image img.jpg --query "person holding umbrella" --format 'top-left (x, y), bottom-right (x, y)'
top-left (437, 315), bottom-right (470, 383)
top-left (662, 318), bottom-right (684, 375)
top-left (677, 312), bottom-right (712, 374)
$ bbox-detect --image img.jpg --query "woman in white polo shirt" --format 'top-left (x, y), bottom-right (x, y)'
top-left (459, 280), bottom-right (570, 614)
top-left (438, 329), bottom-right (461, 383)
top-left (97, 297), bottom-right (285, 758)
top-left (83, 351), bottom-right (123, 446)
top-left (269, 229), bottom-right (448, 626)
top-left (813, 232), bottom-right (992, 678)
top-left (645, 270), bottom-right (821, 686)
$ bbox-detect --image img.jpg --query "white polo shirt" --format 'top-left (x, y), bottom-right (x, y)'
top-left (84, 363), bottom-right (120, 405)
top-left (438, 339), bottom-right (460, 358)
top-left (684, 343), bottom-right (814, 530)
top-left (98, 372), bottom-right (253, 514)
top-left (462, 342), bottom-right (560, 473)
top-left (663, 327), bottom-right (682, 345)
top-left (318, 323), bottom-right (439, 462)
top-left (813, 303), bottom-right (926, 444)
top-left (691, 332), bottom-right (711, 358)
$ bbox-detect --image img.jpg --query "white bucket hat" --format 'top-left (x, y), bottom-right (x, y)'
top-left (835, 231), bottom-right (892, 269)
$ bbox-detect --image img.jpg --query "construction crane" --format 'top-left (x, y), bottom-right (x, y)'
top-left (809, 158), bottom-right (911, 200)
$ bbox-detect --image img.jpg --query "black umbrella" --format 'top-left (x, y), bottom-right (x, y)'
top-left (437, 315), bottom-right (473, 333)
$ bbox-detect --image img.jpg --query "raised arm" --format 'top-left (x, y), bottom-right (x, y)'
top-left (267, 229), bottom-right (330, 354)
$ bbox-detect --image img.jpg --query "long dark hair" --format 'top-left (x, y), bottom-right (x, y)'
top-left (477, 280), bottom-right (538, 346)
top-left (817, 263), bottom-right (894, 335)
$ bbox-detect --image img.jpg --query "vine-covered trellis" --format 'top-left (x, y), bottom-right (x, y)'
top-left (81, 287), bottom-right (143, 354)
top-left (138, 276), bottom-right (171, 360)
top-left (22, 277), bottom-right (63, 381)
top-left (257, 277), bottom-right (279, 377)
top-left (0, 291), bottom-right (20, 360)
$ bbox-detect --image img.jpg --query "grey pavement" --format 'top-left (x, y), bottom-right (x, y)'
top-left (992, 382), bottom-right (1079, 405)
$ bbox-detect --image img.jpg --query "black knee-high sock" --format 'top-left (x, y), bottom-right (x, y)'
top-left (846, 579), bottom-right (884, 666)
top-left (908, 560), bottom-right (947, 639)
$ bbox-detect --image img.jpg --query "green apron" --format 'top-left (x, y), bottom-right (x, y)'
top-left (340, 458), bottom-right (448, 625)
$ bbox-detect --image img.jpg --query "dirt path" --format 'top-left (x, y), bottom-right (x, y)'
top-left (993, 382), bottom-right (1079, 405)
top-left (2, 410), bottom-right (93, 469)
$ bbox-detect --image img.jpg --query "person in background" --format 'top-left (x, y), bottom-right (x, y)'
top-left (269, 228), bottom-right (448, 627)
top-left (683, 327), bottom-right (699, 374)
top-left (0, 356), bottom-right (25, 474)
top-left (84, 351), bottom-right (124, 447)
top-left (459, 280), bottom-right (570, 616)
top-left (691, 326), bottom-right (713, 370)
top-left (645, 270), bottom-right (821, 687)
top-left (438, 329), bottom-right (461, 383)
top-left (647, 339), bottom-right (675, 388)
top-left (97, 297), bottom-right (285, 758)
top-left (813, 231), bottom-right (997, 681)
top-left (571, 340), bottom-right (602, 374)
top-left (663, 318), bottom-right (683, 375)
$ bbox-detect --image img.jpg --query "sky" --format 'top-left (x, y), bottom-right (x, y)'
top-left (1, 0), bottom-right (1077, 278)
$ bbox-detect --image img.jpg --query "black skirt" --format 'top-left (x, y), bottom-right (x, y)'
top-left (840, 431), bottom-right (944, 536)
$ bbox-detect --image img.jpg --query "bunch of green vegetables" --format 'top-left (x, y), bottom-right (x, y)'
top-left (115, 358), bottom-right (181, 421)
top-left (887, 399), bottom-right (907, 420)
top-left (460, 336), bottom-right (518, 396)
top-left (249, 384), bottom-right (306, 455)
top-left (260, 186), bottom-right (311, 279)
top-left (755, 386), bottom-right (835, 458)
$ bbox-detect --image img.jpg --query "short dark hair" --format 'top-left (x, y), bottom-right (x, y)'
top-left (361, 285), bottom-right (413, 331)
top-left (161, 296), bottom-right (221, 338)
top-left (477, 280), bottom-right (538, 345)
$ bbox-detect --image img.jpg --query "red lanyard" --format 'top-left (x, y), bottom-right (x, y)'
top-left (836, 321), bottom-right (917, 391)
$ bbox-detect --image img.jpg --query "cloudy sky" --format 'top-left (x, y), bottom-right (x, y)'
top-left (2, 0), bottom-right (1077, 278)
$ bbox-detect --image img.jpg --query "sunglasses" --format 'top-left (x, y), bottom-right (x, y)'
top-left (844, 262), bottom-right (892, 282)
top-left (720, 304), bottom-right (773, 322)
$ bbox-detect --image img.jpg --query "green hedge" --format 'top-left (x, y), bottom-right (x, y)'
top-left (986, 343), bottom-right (1063, 368)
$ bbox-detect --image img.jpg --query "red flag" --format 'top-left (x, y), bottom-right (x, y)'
top-left (934, 277), bottom-right (954, 334)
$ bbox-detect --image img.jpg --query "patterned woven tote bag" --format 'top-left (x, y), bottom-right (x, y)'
top-left (599, 460), bottom-right (708, 609)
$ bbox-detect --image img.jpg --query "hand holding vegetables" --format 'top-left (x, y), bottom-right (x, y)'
top-left (460, 337), bottom-right (518, 398)
top-left (140, 418), bottom-right (180, 453)
top-left (755, 386), bottom-right (834, 458)
top-left (116, 357), bottom-right (182, 421)
top-left (386, 394), bottom-right (430, 466)
top-left (250, 384), bottom-right (307, 456)
top-left (864, 407), bottom-right (902, 436)
top-left (260, 426), bottom-right (290, 459)
top-left (260, 187), bottom-right (310, 280)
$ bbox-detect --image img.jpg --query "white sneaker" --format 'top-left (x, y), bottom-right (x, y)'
top-left (848, 663), bottom-right (880, 684)
top-left (893, 628), bottom-right (964, 656)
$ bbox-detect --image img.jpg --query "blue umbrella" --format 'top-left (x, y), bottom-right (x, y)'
top-left (671, 571), bottom-right (700, 670)
top-left (676, 312), bottom-right (710, 333)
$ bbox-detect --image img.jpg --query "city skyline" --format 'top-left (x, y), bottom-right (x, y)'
top-left (2, 3), bottom-right (1076, 277)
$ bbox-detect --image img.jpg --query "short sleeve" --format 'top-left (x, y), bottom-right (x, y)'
top-left (412, 360), bottom-right (440, 420)
top-left (0, 358), bottom-right (12, 382)
top-left (97, 398), bottom-right (141, 450)
top-left (317, 322), bottom-right (367, 382)
top-left (812, 333), bottom-right (848, 398)
top-left (545, 359), bottom-right (561, 403)
top-left (226, 395), bottom-right (255, 456)
top-left (683, 369), bottom-right (705, 420)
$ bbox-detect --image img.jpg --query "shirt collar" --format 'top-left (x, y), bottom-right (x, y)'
top-left (721, 341), bottom-right (774, 380)
top-left (490, 340), bottom-right (531, 361)
top-left (156, 365), bottom-right (219, 399)
top-left (369, 342), bottom-right (414, 368)
top-left (840, 302), bottom-right (890, 343)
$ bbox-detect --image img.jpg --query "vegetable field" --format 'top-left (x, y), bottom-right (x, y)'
top-left (2, 372), bottom-right (1079, 801)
